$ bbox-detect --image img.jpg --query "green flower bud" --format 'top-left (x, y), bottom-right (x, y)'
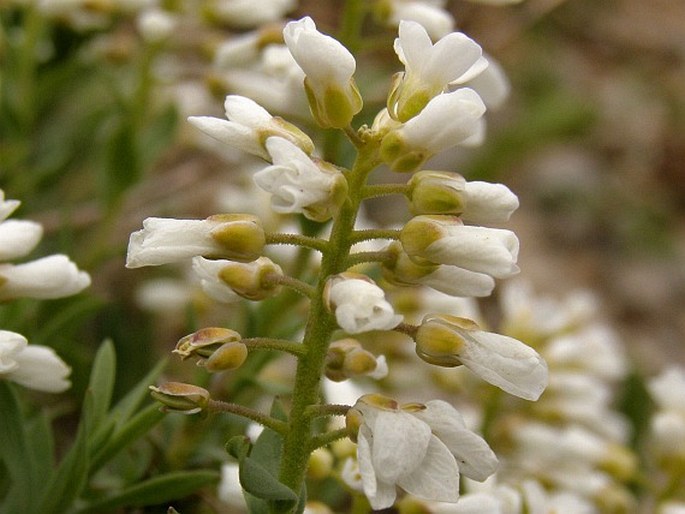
top-left (149, 382), bottom-right (210, 415)
top-left (399, 215), bottom-right (451, 265)
top-left (379, 130), bottom-right (428, 173)
top-left (205, 342), bottom-right (249, 372)
top-left (218, 256), bottom-right (283, 301)
top-left (209, 214), bottom-right (265, 263)
top-left (414, 314), bottom-right (472, 367)
top-left (407, 170), bottom-right (467, 215)
top-left (174, 327), bottom-right (241, 360)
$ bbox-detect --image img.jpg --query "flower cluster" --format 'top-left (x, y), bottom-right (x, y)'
top-left (0, 189), bottom-right (90, 392)
top-left (129, 12), bottom-right (547, 513)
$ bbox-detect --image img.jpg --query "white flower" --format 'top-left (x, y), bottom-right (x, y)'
top-left (401, 216), bottom-right (519, 279)
top-left (456, 55), bottom-right (510, 110)
top-left (325, 274), bottom-right (403, 334)
top-left (389, 20), bottom-right (483, 121)
top-left (649, 366), bottom-right (685, 412)
top-left (349, 395), bottom-right (498, 509)
top-left (283, 17), bottom-right (362, 128)
top-left (208, 0), bottom-right (295, 28)
top-left (188, 95), bottom-right (314, 160)
top-left (648, 366), bottom-right (685, 459)
top-left (383, 242), bottom-right (495, 298)
top-left (0, 219), bottom-right (43, 260)
top-left (660, 501), bottom-right (685, 514)
top-left (380, 89), bottom-right (486, 172)
top-left (0, 330), bottom-right (71, 393)
top-left (126, 214), bottom-right (265, 268)
top-left (0, 255), bottom-right (91, 300)
top-left (415, 315), bottom-right (548, 400)
top-left (380, 0), bottom-right (455, 40)
top-left (253, 137), bottom-right (347, 222)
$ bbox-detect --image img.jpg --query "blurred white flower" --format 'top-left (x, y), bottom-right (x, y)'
top-left (325, 274), bottom-right (403, 334)
top-left (389, 20), bottom-right (484, 121)
top-left (0, 330), bottom-right (71, 393)
top-left (283, 17), bottom-right (362, 128)
top-left (254, 137), bottom-right (347, 222)
top-left (648, 366), bottom-right (685, 459)
top-left (0, 255), bottom-right (91, 300)
top-left (208, 0), bottom-right (295, 28)
top-left (217, 462), bottom-right (247, 509)
top-left (379, 0), bottom-right (455, 40)
top-left (0, 219), bottom-right (43, 260)
top-left (349, 395), bottom-right (497, 509)
top-left (136, 8), bottom-right (176, 43)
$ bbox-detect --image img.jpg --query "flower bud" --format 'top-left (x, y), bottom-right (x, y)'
top-left (126, 214), bottom-right (265, 268)
top-left (149, 382), bottom-right (210, 415)
top-left (414, 315), bottom-right (468, 367)
top-left (307, 448), bottom-right (334, 480)
top-left (345, 407), bottom-right (363, 443)
top-left (324, 273), bottom-right (403, 334)
top-left (325, 338), bottom-right (383, 382)
top-left (205, 342), bottom-right (249, 372)
top-left (283, 17), bottom-right (363, 128)
top-left (407, 171), bottom-right (467, 216)
top-left (174, 327), bottom-right (242, 360)
top-left (208, 214), bottom-right (266, 263)
top-left (414, 314), bottom-right (548, 401)
top-left (218, 256), bottom-right (283, 301)
top-left (400, 215), bottom-right (519, 278)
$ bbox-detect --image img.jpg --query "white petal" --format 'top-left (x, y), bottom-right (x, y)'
top-left (415, 400), bottom-right (498, 481)
top-left (0, 255), bottom-right (90, 300)
top-left (459, 331), bottom-right (548, 400)
top-left (0, 330), bottom-right (27, 373)
top-left (371, 410), bottom-right (432, 483)
top-left (397, 436), bottom-right (460, 502)
top-left (7, 345), bottom-right (71, 393)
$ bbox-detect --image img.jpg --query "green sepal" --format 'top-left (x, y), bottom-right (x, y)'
top-left (226, 435), bottom-right (253, 461)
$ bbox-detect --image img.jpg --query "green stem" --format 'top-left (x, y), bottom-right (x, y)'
top-left (266, 232), bottom-right (329, 253)
top-left (308, 428), bottom-right (351, 452)
top-left (273, 274), bottom-right (316, 299)
top-left (242, 337), bottom-right (306, 357)
top-left (304, 403), bottom-right (351, 419)
top-left (361, 183), bottom-right (409, 199)
top-left (276, 142), bottom-right (380, 510)
top-left (207, 400), bottom-right (288, 435)
top-left (345, 251), bottom-right (394, 268)
top-left (349, 228), bottom-right (401, 243)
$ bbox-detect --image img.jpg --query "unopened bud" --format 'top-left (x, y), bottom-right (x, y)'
top-left (382, 242), bottom-right (438, 286)
top-left (399, 215), bottom-right (451, 265)
top-left (304, 78), bottom-right (363, 129)
top-left (407, 171), bottom-right (467, 215)
top-left (209, 214), bottom-right (265, 263)
top-left (307, 448), bottom-right (334, 480)
top-left (218, 256), bottom-right (283, 300)
top-left (345, 407), bottom-right (363, 443)
top-left (379, 129), bottom-right (428, 173)
top-left (325, 338), bottom-right (379, 382)
top-left (174, 327), bottom-right (241, 361)
top-left (149, 382), bottom-right (210, 415)
top-left (205, 342), bottom-right (249, 372)
top-left (414, 314), bottom-right (473, 367)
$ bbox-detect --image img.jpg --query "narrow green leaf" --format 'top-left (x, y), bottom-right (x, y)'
top-left (86, 339), bottom-right (116, 431)
top-left (90, 403), bottom-right (165, 474)
top-left (0, 382), bottom-right (36, 512)
top-left (110, 357), bottom-right (167, 425)
top-left (37, 393), bottom-right (91, 514)
top-left (75, 470), bottom-right (219, 513)
top-left (26, 412), bottom-right (56, 488)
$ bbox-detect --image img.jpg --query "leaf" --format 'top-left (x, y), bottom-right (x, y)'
top-left (36, 392), bottom-right (92, 514)
top-left (86, 339), bottom-right (116, 431)
top-left (239, 457), bottom-right (298, 503)
top-left (90, 403), bottom-right (165, 474)
top-left (75, 470), bottom-right (219, 513)
top-left (109, 357), bottom-right (167, 425)
top-left (225, 435), bottom-right (252, 462)
top-left (0, 382), bottom-right (37, 512)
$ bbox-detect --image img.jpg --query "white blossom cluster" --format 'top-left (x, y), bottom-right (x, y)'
top-left (0, 190), bottom-right (91, 393)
